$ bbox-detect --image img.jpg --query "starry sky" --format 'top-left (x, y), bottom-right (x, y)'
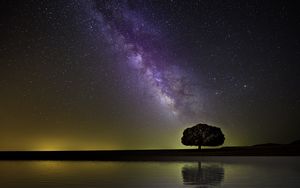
top-left (0, 0), bottom-right (299, 150)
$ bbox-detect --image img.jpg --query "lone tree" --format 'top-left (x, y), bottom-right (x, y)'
top-left (181, 123), bottom-right (225, 150)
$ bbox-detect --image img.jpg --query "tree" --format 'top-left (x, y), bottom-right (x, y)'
top-left (181, 123), bottom-right (225, 150)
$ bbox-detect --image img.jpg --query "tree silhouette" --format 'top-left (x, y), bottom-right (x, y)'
top-left (181, 123), bottom-right (225, 149)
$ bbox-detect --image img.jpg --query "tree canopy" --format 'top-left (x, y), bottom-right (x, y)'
top-left (181, 123), bottom-right (225, 149)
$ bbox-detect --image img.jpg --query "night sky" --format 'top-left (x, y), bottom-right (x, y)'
top-left (1, 0), bottom-right (299, 150)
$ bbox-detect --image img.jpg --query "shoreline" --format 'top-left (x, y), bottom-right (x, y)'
top-left (0, 146), bottom-right (299, 161)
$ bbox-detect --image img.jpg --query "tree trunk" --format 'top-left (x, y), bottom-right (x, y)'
top-left (198, 145), bottom-right (201, 150)
top-left (198, 162), bottom-right (202, 170)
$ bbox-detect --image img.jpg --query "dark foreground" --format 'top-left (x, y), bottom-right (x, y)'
top-left (1, 144), bottom-right (300, 161)
top-left (1, 157), bottom-right (300, 187)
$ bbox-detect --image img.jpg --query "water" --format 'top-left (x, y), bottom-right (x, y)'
top-left (1, 157), bottom-right (300, 187)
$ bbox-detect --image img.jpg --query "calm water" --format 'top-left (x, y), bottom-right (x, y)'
top-left (1, 157), bottom-right (300, 187)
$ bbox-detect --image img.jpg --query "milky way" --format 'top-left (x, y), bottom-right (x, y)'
top-left (84, 0), bottom-right (203, 119)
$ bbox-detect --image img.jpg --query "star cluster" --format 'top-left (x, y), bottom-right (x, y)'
top-left (82, 0), bottom-right (204, 119)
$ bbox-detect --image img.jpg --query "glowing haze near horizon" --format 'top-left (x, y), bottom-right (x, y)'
top-left (0, 0), bottom-right (299, 150)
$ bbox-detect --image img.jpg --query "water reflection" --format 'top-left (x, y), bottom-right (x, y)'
top-left (182, 162), bottom-right (224, 187)
top-left (1, 158), bottom-right (300, 187)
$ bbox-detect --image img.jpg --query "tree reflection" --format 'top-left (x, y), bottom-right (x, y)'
top-left (182, 162), bottom-right (224, 187)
